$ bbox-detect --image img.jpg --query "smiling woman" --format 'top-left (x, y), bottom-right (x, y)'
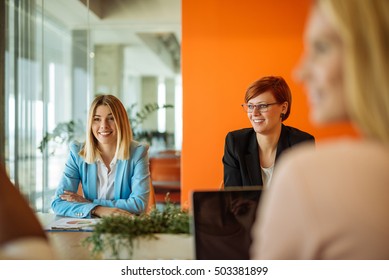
top-left (250, 0), bottom-right (389, 260)
top-left (222, 76), bottom-right (315, 189)
top-left (91, 106), bottom-right (118, 150)
top-left (51, 95), bottom-right (151, 218)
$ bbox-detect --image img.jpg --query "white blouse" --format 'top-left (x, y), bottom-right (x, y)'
top-left (261, 164), bottom-right (274, 189)
top-left (96, 157), bottom-right (117, 200)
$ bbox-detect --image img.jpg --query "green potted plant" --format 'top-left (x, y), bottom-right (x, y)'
top-left (127, 103), bottom-right (174, 134)
top-left (127, 103), bottom-right (174, 146)
top-left (82, 201), bottom-right (193, 260)
top-left (38, 119), bottom-right (84, 154)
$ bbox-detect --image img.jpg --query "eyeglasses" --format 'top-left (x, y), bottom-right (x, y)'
top-left (241, 102), bottom-right (279, 113)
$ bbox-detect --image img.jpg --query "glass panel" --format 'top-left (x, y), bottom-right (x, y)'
top-left (5, 0), bottom-right (44, 210)
top-left (39, 1), bottom-right (89, 212)
top-left (4, 0), bottom-right (89, 212)
top-left (3, 0), bottom-right (182, 212)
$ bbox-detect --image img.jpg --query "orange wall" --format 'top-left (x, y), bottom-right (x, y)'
top-left (181, 0), bottom-right (357, 207)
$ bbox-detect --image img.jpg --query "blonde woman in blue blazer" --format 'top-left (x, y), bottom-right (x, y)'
top-left (51, 95), bottom-right (150, 218)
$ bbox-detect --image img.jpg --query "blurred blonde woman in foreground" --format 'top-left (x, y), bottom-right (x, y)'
top-left (251, 0), bottom-right (389, 259)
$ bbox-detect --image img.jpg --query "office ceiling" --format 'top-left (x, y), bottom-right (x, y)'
top-left (42, 0), bottom-right (181, 76)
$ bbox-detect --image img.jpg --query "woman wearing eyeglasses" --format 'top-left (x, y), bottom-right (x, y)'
top-left (222, 76), bottom-right (315, 189)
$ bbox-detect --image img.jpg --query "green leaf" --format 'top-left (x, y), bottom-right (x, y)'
top-left (82, 198), bottom-right (190, 259)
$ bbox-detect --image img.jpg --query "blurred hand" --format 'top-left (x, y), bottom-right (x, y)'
top-left (60, 191), bottom-right (90, 203)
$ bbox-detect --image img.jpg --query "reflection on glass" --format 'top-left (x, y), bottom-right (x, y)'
top-left (192, 188), bottom-right (262, 260)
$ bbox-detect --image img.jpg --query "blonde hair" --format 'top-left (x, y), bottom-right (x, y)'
top-left (319, 0), bottom-right (389, 143)
top-left (79, 94), bottom-right (133, 163)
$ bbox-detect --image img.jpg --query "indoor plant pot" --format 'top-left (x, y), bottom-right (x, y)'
top-left (83, 202), bottom-right (192, 260)
top-left (101, 233), bottom-right (193, 260)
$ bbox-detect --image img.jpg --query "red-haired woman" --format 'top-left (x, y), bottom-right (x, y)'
top-left (223, 76), bottom-right (315, 189)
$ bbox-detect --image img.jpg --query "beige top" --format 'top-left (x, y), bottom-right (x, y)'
top-left (250, 139), bottom-right (389, 260)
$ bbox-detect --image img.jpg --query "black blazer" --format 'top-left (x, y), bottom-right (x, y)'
top-left (223, 124), bottom-right (315, 187)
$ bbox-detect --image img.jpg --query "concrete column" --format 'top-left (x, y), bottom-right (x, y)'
top-left (94, 44), bottom-right (123, 97)
top-left (165, 77), bottom-right (175, 134)
top-left (72, 30), bottom-right (88, 122)
top-left (141, 76), bottom-right (158, 131)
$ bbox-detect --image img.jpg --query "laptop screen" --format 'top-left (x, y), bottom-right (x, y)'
top-left (191, 187), bottom-right (262, 260)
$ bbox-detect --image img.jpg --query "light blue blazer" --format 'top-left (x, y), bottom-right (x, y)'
top-left (51, 141), bottom-right (150, 218)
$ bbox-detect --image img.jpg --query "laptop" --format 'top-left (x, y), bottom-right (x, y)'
top-left (191, 186), bottom-right (262, 260)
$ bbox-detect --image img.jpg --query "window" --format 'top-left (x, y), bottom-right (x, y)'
top-left (4, 0), bottom-right (84, 212)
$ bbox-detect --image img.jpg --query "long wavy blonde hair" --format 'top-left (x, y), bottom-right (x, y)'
top-left (319, 0), bottom-right (389, 143)
top-left (79, 94), bottom-right (133, 163)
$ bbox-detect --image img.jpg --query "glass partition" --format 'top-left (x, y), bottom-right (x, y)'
top-left (3, 0), bottom-right (182, 212)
